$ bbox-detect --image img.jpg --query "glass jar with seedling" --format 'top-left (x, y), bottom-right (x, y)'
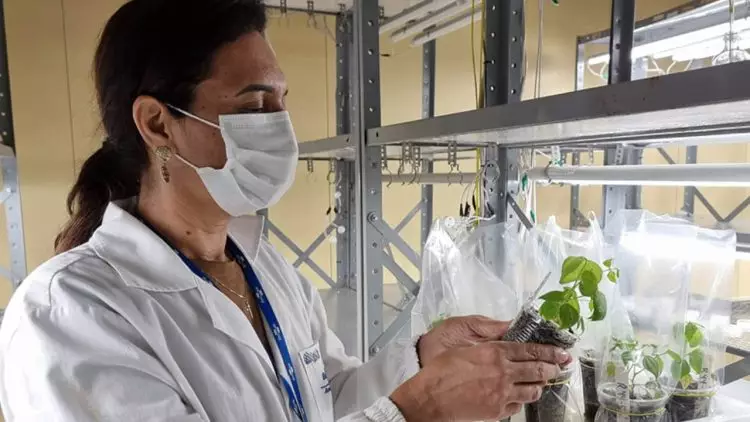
top-left (502, 256), bottom-right (618, 422)
top-left (596, 338), bottom-right (672, 422)
top-left (665, 322), bottom-right (716, 421)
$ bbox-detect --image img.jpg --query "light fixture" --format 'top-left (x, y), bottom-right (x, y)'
top-left (391, 1), bottom-right (474, 43)
top-left (587, 17), bottom-right (750, 65)
top-left (411, 7), bottom-right (482, 47)
top-left (379, 0), bottom-right (457, 34)
top-left (525, 163), bottom-right (750, 187)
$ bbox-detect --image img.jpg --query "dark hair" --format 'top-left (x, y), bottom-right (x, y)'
top-left (55, 0), bottom-right (267, 253)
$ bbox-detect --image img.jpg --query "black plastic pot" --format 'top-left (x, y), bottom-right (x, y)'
top-left (580, 355), bottom-right (599, 421)
top-left (665, 385), bottom-right (716, 421)
top-left (524, 365), bottom-right (574, 422)
top-left (595, 382), bottom-right (668, 422)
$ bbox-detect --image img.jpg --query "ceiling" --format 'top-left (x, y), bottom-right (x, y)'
top-left (265, 0), bottom-right (418, 17)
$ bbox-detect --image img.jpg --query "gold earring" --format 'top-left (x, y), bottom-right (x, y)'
top-left (155, 146), bottom-right (172, 183)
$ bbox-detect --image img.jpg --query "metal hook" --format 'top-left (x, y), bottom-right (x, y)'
top-left (409, 147), bottom-right (421, 185)
top-left (326, 159), bottom-right (335, 184)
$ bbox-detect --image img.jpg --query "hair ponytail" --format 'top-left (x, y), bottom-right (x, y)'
top-left (54, 0), bottom-right (267, 253)
top-left (54, 141), bottom-right (141, 253)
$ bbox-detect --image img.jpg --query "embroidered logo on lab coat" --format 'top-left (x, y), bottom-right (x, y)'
top-left (303, 348), bottom-right (321, 365)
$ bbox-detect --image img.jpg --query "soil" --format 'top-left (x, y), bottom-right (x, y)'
top-left (665, 381), bottom-right (717, 422)
top-left (596, 382), bottom-right (668, 422)
top-left (580, 354), bottom-right (599, 421)
top-left (525, 365), bottom-right (574, 422)
top-left (503, 306), bottom-right (577, 349)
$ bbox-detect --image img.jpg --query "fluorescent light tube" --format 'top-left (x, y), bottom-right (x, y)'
top-left (587, 18), bottom-right (750, 65)
top-left (411, 7), bottom-right (482, 47)
top-left (380, 0), bottom-right (456, 34)
top-left (391, 1), bottom-right (473, 43)
top-left (525, 163), bottom-right (750, 187)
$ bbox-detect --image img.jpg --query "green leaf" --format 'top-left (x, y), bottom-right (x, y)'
top-left (671, 360), bottom-right (683, 382)
top-left (667, 350), bottom-right (682, 362)
top-left (539, 290), bottom-right (566, 302)
top-left (558, 303), bottom-right (580, 329)
top-left (539, 301), bottom-right (561, 322)
top-left (672, 360), bottom-right (691, 383)
top-left (581, 262), bottom-right (603, 285)
top-left (689, 349), bottom-right (705, 374)
top-left (607, 271), bottom-right (618, 283)
top-left (603, 259), bottom-right (613, 268)
top-left (590, 291), bottom-right (607, 321)
top-left (579, 277), bottom-right (597, 297)
top-left (643, 355), bottom-right (664, 380)
top-left (680, 374), bottom-right (693, 389)
top-left (685, 322), bottom-right (704, 348)
top-left (606, 362), bottom-right (616, 377)
top-left (621, 350), bottom-right (634, 366)
top-left (560, 256), bottom-right (586, 284)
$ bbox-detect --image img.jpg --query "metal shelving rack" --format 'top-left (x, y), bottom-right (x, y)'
top-left (0, 0), bottom-right (27, 299)
top-left (278, 0), bottom-right (750, 381)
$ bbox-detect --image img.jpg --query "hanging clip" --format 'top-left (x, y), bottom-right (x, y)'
top-left (326, 159), bottom-right (336, 184)
top-left (307, 1), bottom-right (318, 28)
top-left (410, 146), bottom-right (422, 184)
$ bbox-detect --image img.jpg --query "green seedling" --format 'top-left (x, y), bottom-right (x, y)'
top-left (668, 322), bottom-right (708, 389)
top-left (538, 256), bottom-right (619, 332)
top-left (605, 337), bottom-right (667, 399)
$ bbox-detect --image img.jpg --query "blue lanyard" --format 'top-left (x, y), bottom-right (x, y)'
top-left (143, 221), bottom-right (308, 422)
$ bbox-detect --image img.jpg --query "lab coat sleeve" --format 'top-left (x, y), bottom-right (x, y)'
top-left (0, 286), bottom-right (202, 421)
top-left (298, 272), bottom-right (420, 421)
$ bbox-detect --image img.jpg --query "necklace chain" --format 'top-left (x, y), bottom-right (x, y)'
top-left (205, 270), bottom-right (254, 318)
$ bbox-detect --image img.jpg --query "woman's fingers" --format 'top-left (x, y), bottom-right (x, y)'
top-left (508, 383), bottom-right (545, 404)
top-left (510, 361), bottom-right (561, 383)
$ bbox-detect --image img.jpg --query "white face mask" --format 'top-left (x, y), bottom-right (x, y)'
top-left (168, 105), bottom-right (299, 216)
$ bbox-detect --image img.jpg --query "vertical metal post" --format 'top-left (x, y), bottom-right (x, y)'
top-left (682, 146), bottom-right (698, 216)
top-left (569, 152), bottom-right (581, 229)
top-left (575, 42), bottom-right (586, 91)
top-left (335, 12), bottom-right (355, 290)
top-left (0, 2), bottom-right (26, 287)
top-left (602, 0), bottom-right (635, 226)
top-left (483, 0), bottom-right (523, 223)
top-left (571, 41), bottom-right (585, 230)
top-left (352, 0), bottom-right (383, 360)
top-left (420, 41), bottom-right (435, 249)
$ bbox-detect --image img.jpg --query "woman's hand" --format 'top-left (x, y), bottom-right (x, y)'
top-left (417, 315), bottom-right (510, 367)
top-left (390, 341), bottom-right (570, 422)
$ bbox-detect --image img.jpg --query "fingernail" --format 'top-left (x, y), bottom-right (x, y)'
top-left (556, 349), bottom-right (571, 363)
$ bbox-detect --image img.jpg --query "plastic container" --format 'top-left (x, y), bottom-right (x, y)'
top-left (580, 354), bottom-right (599, 420)
top-left (595, 382), bottom-right (668, 422)
top-left (525, 365), bottom-right (575, 422)
top-left (665, 384), bottom-right (718, 421)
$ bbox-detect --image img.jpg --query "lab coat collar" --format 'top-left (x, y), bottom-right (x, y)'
top-left (89, 199), bottom-right (266, 293)
top-left (90, 200), bottom-right (275, 371)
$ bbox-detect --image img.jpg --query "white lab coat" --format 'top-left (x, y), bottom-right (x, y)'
top-left (0, 200), bottom-right (419, 422)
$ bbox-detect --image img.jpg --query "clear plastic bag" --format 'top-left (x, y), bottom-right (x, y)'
top-left (664, 226), bottom-right (735, 422)
top-left (594, 210), bottom-right (736, 422)
top-left (510, 217), bottom-right (613, 422)
top-left (413, 217), bottom-right (524, 336)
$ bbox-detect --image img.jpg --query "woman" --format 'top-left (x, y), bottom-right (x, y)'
top-left (0, 1), bottom-right (569, 421)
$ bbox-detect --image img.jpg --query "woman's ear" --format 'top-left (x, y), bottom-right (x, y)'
top-left (133, 96), bottom-right (175, 150)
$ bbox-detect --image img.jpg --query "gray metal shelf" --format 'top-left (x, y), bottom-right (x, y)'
top-left (365, 61), bottom-right (750, 148)
top-left (299, 135), bottom-right (480, 160)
